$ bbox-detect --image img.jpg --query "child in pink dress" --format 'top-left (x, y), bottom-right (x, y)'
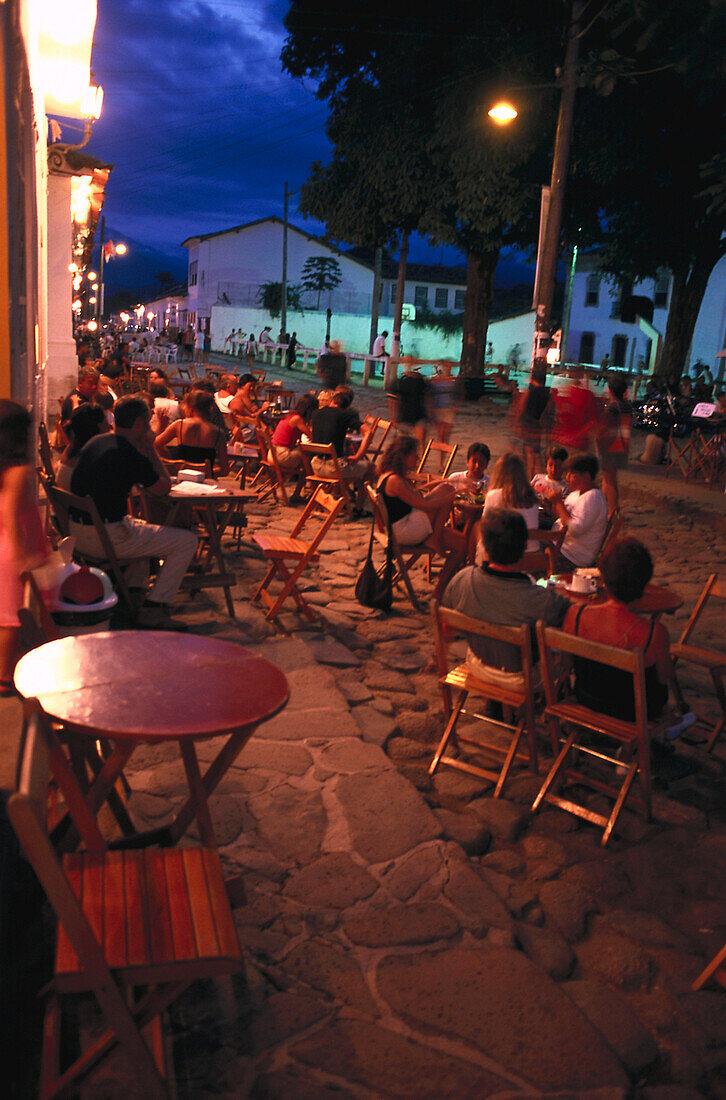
top-left (0, 401), bottom-right (48, 693)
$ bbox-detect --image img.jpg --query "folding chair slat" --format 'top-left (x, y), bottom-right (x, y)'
top-left (181, 847), bottom-right (221, 959)
top-left (124, 850), bottom-right (151, 968)
top-left (163, 849), bottom-right (199, 961)
top-left (55, 854), bottom-right (83, 977)
top-left (103, 851), bottom-right (128, 970)
top-left (143, 848), bottom-right (176, 966)
top-left (201, 848), bottom-right (240, 959)
top-left (81, 854), bottom-right (105, 957)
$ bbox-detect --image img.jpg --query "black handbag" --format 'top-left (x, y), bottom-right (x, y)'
top-left (355, 512), bottom-right (394, 612)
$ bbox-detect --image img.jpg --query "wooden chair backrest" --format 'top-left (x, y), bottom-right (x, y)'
top-left (256, 424), bottom-right (290, 505)
top-left (596, 507), bottom-right (622, 565)
top-left (434, 604), bottom-right (534, 695)
top-left (38, 469), bottom-right (70, 537)
top-left (251, 369), bottom-right (266, 384)
top-left (417, 439), bottom-right (458, 479)
top-left (299, 441), bottom-right (341, 472)
top-left (38, 421), bottom-right (56, 478)
top-left (677, 573), bottom-right (726, 648)
top-left (277, 389), bottom-right (295, 411)
top-left (18, 571), bottom-right (58, 649)
top-left (367, 418), bottom-right (393, 462)
top-left (365, 482), bottom-right (389, 534)
top-left (289, 484), bottom-right (345, 545)
top-left (536, 621), bottom-right (649, 737)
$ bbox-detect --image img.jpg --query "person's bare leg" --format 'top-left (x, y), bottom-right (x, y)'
top-left (0, 626), bottom-right (18, 692)
top-left (602, 469), bottom-right (618, 516)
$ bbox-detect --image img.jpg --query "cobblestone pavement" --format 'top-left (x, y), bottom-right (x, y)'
top-left (2, 361), bottom-right (725, 1098)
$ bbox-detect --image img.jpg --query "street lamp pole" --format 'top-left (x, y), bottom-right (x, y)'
top-left (532, 0), bottom-right (584, 371)
top-left (281, 182), bottom-right (289, 339)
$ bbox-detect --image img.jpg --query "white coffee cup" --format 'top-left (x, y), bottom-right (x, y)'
top-left (571, 572), bottom-right (596, 594)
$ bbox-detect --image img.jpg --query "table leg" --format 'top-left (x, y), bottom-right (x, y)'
top-left (168, 726), bottom-right (254, 843)
top-left (179, 740), bottom-right (217, 847)
top-left (203, 501), bottom-right (236, 617)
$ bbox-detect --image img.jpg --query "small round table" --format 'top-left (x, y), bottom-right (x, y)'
top-left (14, 631), bottom-right (289, 848)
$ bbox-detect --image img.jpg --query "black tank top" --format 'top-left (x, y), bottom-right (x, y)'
top-left (379, 473), bottom-right (413, 524)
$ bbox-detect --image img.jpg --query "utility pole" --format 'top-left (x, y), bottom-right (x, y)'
top-left (532, 0), bottom-right (584, 372)
top-left (369, 246), bottom-right (382, 354)
top-left (281, 182), bottom-right (289, 339)
top-left (96, 215), bottom-right (105, 324)
top-left (391, 231), bottom-right (408, 363)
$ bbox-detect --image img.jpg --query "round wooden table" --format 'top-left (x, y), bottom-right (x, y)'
top-left (554, 579), bottom-right (683, 617)
top-left (14, 631), bottom-right (289, 847)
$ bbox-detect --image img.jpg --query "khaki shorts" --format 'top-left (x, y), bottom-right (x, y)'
top-left (392, 509), bottom-right (432, 545)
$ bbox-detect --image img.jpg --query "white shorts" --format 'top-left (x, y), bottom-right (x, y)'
top-left (392, 509), bottom-right (432, 545)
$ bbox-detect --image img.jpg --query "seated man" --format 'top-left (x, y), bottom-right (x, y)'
top-left (311, 386), bottom-right (374, 510)
top-left (441, 509), bottom-right (569, 688)
top-left (546, 453), bottom-right (608, 570)
top-left (61, 366), bottom-right (99, 435)
top-left (215, 374), bottom-right (239, 413)
top-left (69, 395), bottom-right (198, 630)
top-left (447, 442), bottom-right (491, 496)
top-left (228, 373), bottom-right (269, 423)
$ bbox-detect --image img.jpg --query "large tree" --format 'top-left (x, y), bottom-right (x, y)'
top-left (569, 0), bottom-right (726, 384)
top-left (282, 1), bottom-right (561, 374)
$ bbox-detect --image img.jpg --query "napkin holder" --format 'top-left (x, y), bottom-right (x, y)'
top-left (178, 468), bottom-right (205, 484)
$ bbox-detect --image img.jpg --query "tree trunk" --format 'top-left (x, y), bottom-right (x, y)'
top-left (391, 232), bottom-right (408, 360)
top-left (369, 246), bottom-right (382, 353)
top-left (656, 228), bottom-right (724, 389)
top-left (459, 248), bottom-right (498, 376)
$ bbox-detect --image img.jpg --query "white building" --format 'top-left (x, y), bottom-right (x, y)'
top-left (565, 251), bottom-right (726, 377)
top-left (181, 217), bottom-right (467, 336)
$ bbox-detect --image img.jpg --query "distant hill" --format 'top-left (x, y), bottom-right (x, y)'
top-left (100, 232), bottom-right (186, 297)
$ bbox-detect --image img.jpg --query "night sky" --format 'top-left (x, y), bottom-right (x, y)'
top-left (80, 0), bottom-right (530, 288)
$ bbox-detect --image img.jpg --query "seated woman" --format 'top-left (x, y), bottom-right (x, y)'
top-left (155, 389), bottom-right (228, 476)
top-left (483, 451), bottom-right (539, 552)
top-left (56, 404), bottom-right (108, 490)
top-left (563, 538), bottom-right (669, 722)
top-left (376, 436), bottom-right (463, 575)
top-left (271, 394), bottom-right (318, 471)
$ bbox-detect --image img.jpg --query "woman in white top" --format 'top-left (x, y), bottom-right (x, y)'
top-left (483, 452), bottom-right (539, 551)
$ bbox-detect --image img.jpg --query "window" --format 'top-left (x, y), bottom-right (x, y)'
top-left (611, 335), bottom-right (628, 368)
top-left (585, 274), bottom-right (600, 307)
top-left (435, 287), bottom-right (448, 309)
top-left (414, 286), bottom-right (428, 307)
top-left (610, 278), bottom-right (633, 319)
top-left (654, 272), bottom-right (670, 309)
top-left (454, 289), bottom-right (466, 310)
top-left (390, 283), bottom-right (397, 303)
top-left (578, 332), bottom-right (595, 363)
top-left (188, 261), bottom-right (197, 287)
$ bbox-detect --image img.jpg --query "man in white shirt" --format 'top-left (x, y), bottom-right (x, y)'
top-left (546, 453), bottom-right (608, 569)
top-left (371, 330), bottom-right (388, 377)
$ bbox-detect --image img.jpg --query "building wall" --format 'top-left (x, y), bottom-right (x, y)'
top-left (45, 173), bottom-right (79, 409)
top-left (185, 219), bottom-right (467, 325)
top-left (565, 258), bottom-right (726, 376)
top-left (210, 304), bottom-right (534, 367)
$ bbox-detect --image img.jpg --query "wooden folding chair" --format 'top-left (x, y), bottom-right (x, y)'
top-left (665, 429), bottom-right (701, 481)
top-left (298, 442), bottom-right (355, 516)
top-left (365, 483), bottom-right (439, 611)
top-left (8, 702), bottom-right (241, 1100)
top-left (596, 507), bottom-right (622, 565)
top-left (367, 417), bottom-right (393, 464)
top-left (252, 486), bottom-right (345, 625)
top-left (38, 421), bottom-right (56, 479)
top-left (251, 369), bottom-right (266, 385)
top-left (670, 574), bottom-right (726, 752)
top-left (430, 605), bottom-right (539, 797)
top-left (531, 621), bottom-right (652, 847)
top-left (39, 473), bottom-right (138, 622)
top-left (277, 388), bottom-right (295, 411)
top-left (413, 438), bottom-right (458, 482)
top-left (692, 943), bottom-right (726, 991)
top-left (522, 527), bottom-right (567, 577)
top-left (251, 424), bottom-right (295, 505)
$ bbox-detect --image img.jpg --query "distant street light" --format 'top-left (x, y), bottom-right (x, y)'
top-left (95, 215), bottom-right (128, 323)
top-left (488, 101), bottom-right (518, 124)
top-left (489, 0), bottom-right (584, 373)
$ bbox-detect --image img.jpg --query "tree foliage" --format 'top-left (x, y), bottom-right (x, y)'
top-left (300, 255), bottom-right (343, 308)
top-left (257, 281), bottom-right (303, 321)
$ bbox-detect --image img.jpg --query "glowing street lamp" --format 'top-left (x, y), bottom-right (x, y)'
top-left (87, 270), bottom-right (97, 281)
top-left (488, 101), bottom-right (518, 125)
top-left (115, 243), bottom-right (127, 256)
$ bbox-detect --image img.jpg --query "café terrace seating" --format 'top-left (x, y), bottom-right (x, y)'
top-left (430, 605), bottom-right (539, 798)
top-left (365, 482), bottom-right (443, 611)
top-left (531, 621), bottom-right (653, 847)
